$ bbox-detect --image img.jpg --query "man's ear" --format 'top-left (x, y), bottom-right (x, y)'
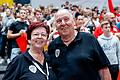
top-left (28, 40), bottom-right (31, 44)
top-left (72, 19), bottom-right (75, 26)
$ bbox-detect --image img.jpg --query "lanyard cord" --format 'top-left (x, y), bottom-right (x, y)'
top-left (32, 61), bottom-right (49, 80)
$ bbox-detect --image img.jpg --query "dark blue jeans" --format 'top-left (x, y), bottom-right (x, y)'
top-left (108, 64), bottom-right (119, 80)
top-left (0, 34), bottom-right (6, 58)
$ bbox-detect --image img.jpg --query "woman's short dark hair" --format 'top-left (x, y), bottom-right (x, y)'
top-left (28, 22), bottom-right (50, 39)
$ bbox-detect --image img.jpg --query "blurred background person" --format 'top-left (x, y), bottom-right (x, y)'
top-left (7, 9), bottom-right (29, 61)
top-left (1, 8), bottom-right (15, 64)
top-left (98, 21), bottom-right (120, 80)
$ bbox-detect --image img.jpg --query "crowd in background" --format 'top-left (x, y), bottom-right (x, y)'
top-left (0, 1), bottom-right (120, 64)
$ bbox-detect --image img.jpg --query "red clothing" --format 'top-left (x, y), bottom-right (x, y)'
top-left (117, 70), bottom-right (120, 80)
top-left (16, 33), bottom-right (27, 53)
top-left (99, 14), bottom-right (103, 22)
top-left (116, 13), bottom-right (120, 22)
top-left (94, 25), bottom-right (119, 38)
top-left (94, 26), bottom-right (103, 38)
top-left (108, 0), bottom-right (115, 13)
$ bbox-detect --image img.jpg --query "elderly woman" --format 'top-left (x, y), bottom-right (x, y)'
top-left (3, 22), bottom-right (56, 80)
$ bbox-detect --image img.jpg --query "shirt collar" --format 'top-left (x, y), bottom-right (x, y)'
top-left (23, 49), bottom-right (47, 63)
top-left (55, 31), bottom-right (82, 45)
top-left (23, 49), bottom-right (35, 62)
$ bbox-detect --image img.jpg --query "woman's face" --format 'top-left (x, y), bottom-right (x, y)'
top-left (30, 27), bottom-right (48, 49)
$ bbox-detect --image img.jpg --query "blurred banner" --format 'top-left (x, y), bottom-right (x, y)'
top-left (0, 0), bottom-right (14, 8)
top-left (108, 0), bottom-right (114, 13)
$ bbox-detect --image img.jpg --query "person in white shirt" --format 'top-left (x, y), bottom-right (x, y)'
top-left (98, 20), bottom-right (120, 80)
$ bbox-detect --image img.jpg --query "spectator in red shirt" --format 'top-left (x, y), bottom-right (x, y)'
top-left (94, 12), bottom-right (119, 38)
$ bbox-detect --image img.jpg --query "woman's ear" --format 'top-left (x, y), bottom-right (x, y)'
top-left (27, 40), bottom-right (31, 48)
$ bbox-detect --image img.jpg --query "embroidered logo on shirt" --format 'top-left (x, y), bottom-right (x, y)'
top-left (55, 49), bottom-right (60, 57)
top-left (29, 65), bottom-right (37, 73)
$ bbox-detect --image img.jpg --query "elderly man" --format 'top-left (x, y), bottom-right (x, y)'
top-left (48, 9), bottom-right (111, 80)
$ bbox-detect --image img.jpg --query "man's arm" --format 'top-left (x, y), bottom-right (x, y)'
top-left (7, 29), bottom-right (26, 39)
top-left (99, 67), bottom-right (112, 80)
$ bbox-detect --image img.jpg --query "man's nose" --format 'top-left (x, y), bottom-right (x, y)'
top-left (61, 19), bottom-right (65, 24)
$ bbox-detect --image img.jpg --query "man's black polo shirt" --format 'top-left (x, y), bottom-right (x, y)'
top-left (48, 32), bottom-right (110, 80)
top-left (3, 51), bottom-right (56, 80)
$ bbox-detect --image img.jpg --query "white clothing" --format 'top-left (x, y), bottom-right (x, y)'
top-left (98, 33), bottom-right (120, 68)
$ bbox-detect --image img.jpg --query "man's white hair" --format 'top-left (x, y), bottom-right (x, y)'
top-left (104, 12), bottom-right (115, 17)
top-left (54, 9), bottom-right (74, 20)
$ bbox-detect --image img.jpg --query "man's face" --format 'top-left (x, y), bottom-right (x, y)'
top-left (104, 13), bottom-right (116, 26)
top-left (55, 10), bottom-right (75, 37)
top-left (6, 9), bottom-right (11, 16)
top-left (118, 6), bottom-right (120, 13)
top-left (35, 11), bottom-right (43, 20)
top-left (109, 15), bottom-right (116, 25)
top-left (76, 16), bottom-right (84, 27)
top-left (19, 10), bottom-right (27, 20)
top-left (102, 23), bottom-right (111, 33)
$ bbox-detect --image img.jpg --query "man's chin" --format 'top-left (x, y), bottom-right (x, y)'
top-left (61, 33), bottom-right (69, 36)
